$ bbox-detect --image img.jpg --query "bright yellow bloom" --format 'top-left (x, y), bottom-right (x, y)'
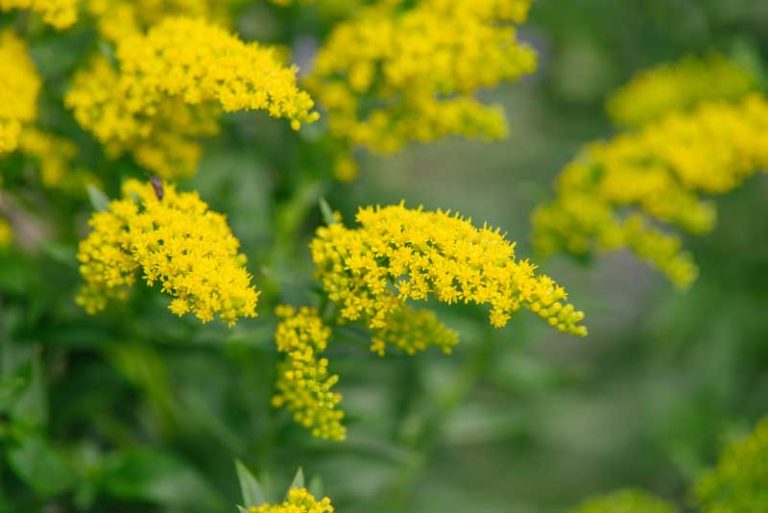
top-left (607, 54), bottom-right (757, 128)
top-left (533, 94), bottom-right (768, 288)
top-left (77, 179), bottom-right (259, 326)
top-left (0, 31), bottom-right (41, 154)
top-left (271, 306), bottom-right (346, 441)
top-left (0, 218), bottom-right (12, 248)
top-left (370, 305), bottom-right (458, 356)
top-left (248, 487), bottom-right (334, 513)
top-left (0, 0), bottom-right (79, 29)
top-left (86, 0), bottom-right (231, 42)
top-left (312, 203), bottom-right (587, 335)
top-left (66, 17), bottom-right (318, 178)
top-left (695, 417), bottom-right (768, 513)
top-left (573, 489), bottom-right (678, 513)
top-left (306, 0), bottom-right (536, 158)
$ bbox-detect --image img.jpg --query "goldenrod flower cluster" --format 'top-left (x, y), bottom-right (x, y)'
top-left (65, 17), bottom-right (318, 179)
top-left (0, 31), bottom-right (41, 154)
top-left (306, 0), bottom-right (536, 157)
top-left (573, 489), bottom-right (678, 513)
top-left (312, 203), bottom-right (587, 335)
top-left (248, 487), bottom-right (334, 513)
top-left (77, 179), bottom-right (259, 326)
top-left (370, 305), bottom-right (458, 356)
top-left (694, 418), bottom-right (768, 513)
top-left (86, 0), bottom-right (228, 42)
top-left (607, 54), bottom-right (757, 128)
top-left (271, 306), bottom-right (346, 441)
top-left (0, 0), bottom-right (79, 29)
top-left (533, 94), bottom-right (768, 288)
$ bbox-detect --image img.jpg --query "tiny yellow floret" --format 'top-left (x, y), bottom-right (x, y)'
top-left (248, 487), bottom-right (334, 513)
top-left (77, 179), bottom-right (259, 326)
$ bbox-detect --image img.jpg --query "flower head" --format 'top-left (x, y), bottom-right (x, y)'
top-left (695, 418), bottom-right (768, 513)
top-left (271, 306), bottom-right (345, 441)
top-left (312, 203), bottom-right (587, 335)
top-left (370, 305), bottom-right (458, 356)
top-left (77, 179), bottom-right (259, 326)
top-left (0, 0), bottom-right (79, 29)
top-left (248, 487), bottom-right (334, 513)
top-left (0, 31), bottom-right (41, 154)
top-left (66, 17), bottom-right (318, 178)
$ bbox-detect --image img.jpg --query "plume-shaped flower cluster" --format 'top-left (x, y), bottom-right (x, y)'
top-left (573, 489), bottom-right (678, 513)
top-left (77, 179), bottom-right (259, 325)
top-left (65, 17), bottom-right (318, 178)
top-left (248, 487), bottom-right (334, 513)
top-left (312, 203), bottom-right (587, 335)
top-left (694, 418), bottom-right (768, 513)
top-left (607, 54), bottom-right (757, 128)
top-left (306, 0), bottom-right (536, 167)
top-left (533, 90), bottom-right (768, 288)
top-left (271, 306), bottom-right (346, 441)
top-left (0, 30), bottom-right (41, 154)
top-left (0, 0), bottom-right (79, 29)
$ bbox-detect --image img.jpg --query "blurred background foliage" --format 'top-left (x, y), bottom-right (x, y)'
top-left (1, 0), bottom-right (766, 512)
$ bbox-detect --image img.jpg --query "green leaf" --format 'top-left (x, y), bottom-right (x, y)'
top-left (235, 460), bottom-right (266, 507)
top-left (288, 467), bottom-right (305, 492)
top-left (237, 506), bottom-right (250, 513)
top-left (86, 184), bottom-right (110, 212)
top-left (308, 475), bottom-right (324, 498)
top-left (318, 197), bottom-right (337, 226)
top-left (7, 436), bottom-right (76, 497)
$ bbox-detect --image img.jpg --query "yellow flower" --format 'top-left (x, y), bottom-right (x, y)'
top-left (311, 203), bottom-right (587, 335)
top-left (271, 306), bottom-right (346, 441)
top-left (0, 0), bottom-right (79, 29)
top-left (248, 487), bottom-right (334, 513)
top-left (0, 30), bottom-right (41, 154)
top-left (533, 94), bottom-right (768, 288)
top-left (694, 417), bottom-right (768, 513)
top-left (306, 0), bottom-right (536, 159)
top-left (607, 54), bottom-right (757, 128)
top-left (0, 218), bottom-right (12, 248)
top-left (66, 17), bottom-right (318, 178)
top-left (77, 179), bottom-right (259, 326)
top-left (370, 305), bottom-right (458, 356)
top-left (573, 489), bottom-right (678, 513)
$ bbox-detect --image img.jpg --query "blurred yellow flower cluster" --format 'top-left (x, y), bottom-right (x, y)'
top-left (312, 203), bottom-right (587, 335)
top-left (0, 30), bottom-right (41, 154)
top-left (248, 487), bottom-right (334, 513)
top-left (272, 305), bottom-right (346, 441)
top-left (66, 17), bottom-right (318, 179)
top-left (370, 305), bottom-right (458, 356)
top-left (77, 179), bottom-right (259, 326)
top-left (0, 0), bottom-right (79, 29)
top-left (695, 417), bottom-right (768, 513)
top-left (573, 489), bottom-right (678, 513)
top-left (306, 0), bottom-right (536, 174)
top-left (607, 54), bottom-right (757, 128)
top-left (0, 218), bottom-right (12, 248)
top-left (533, 94), bottom-right (768, 288)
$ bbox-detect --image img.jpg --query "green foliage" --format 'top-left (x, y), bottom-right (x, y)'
top-left (573, 489), bottom-right (678, 513)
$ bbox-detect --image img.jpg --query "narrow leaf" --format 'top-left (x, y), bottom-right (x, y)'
top-left (87, 185), bottom-right (110, 212)
top-left (318, 198), bottom-right (337, 226)
top-left (235, 460), bottom-right (266, 507)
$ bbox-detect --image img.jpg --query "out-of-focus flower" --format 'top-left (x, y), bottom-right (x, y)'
top-left (66, 17), bottom-right (318, 179)
top-left (0, 0), bottom-right (79, 30)
top-left (0, 31), bottom-right (41, 154)
top-left (607, 54), bottom-right (757, 128)
top-left (533, 94), bottom-right (768, 288)
top-left (0, 218), bottom-right (12, 248)
top-left (77, 179), bottom-right (259, 326)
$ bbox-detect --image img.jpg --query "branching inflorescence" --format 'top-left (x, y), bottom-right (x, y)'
top-left (305, 0), bottom-right (536, 179)
top-left (532, 56), bottom-right (768, 288)
top-left (65, 17), bottom-right (318, 179)
top-left (77, 179), bottom-right (259, 326)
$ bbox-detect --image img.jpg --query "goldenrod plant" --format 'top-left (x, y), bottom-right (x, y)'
top-left (0, 0), bottom-right (765, 511)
